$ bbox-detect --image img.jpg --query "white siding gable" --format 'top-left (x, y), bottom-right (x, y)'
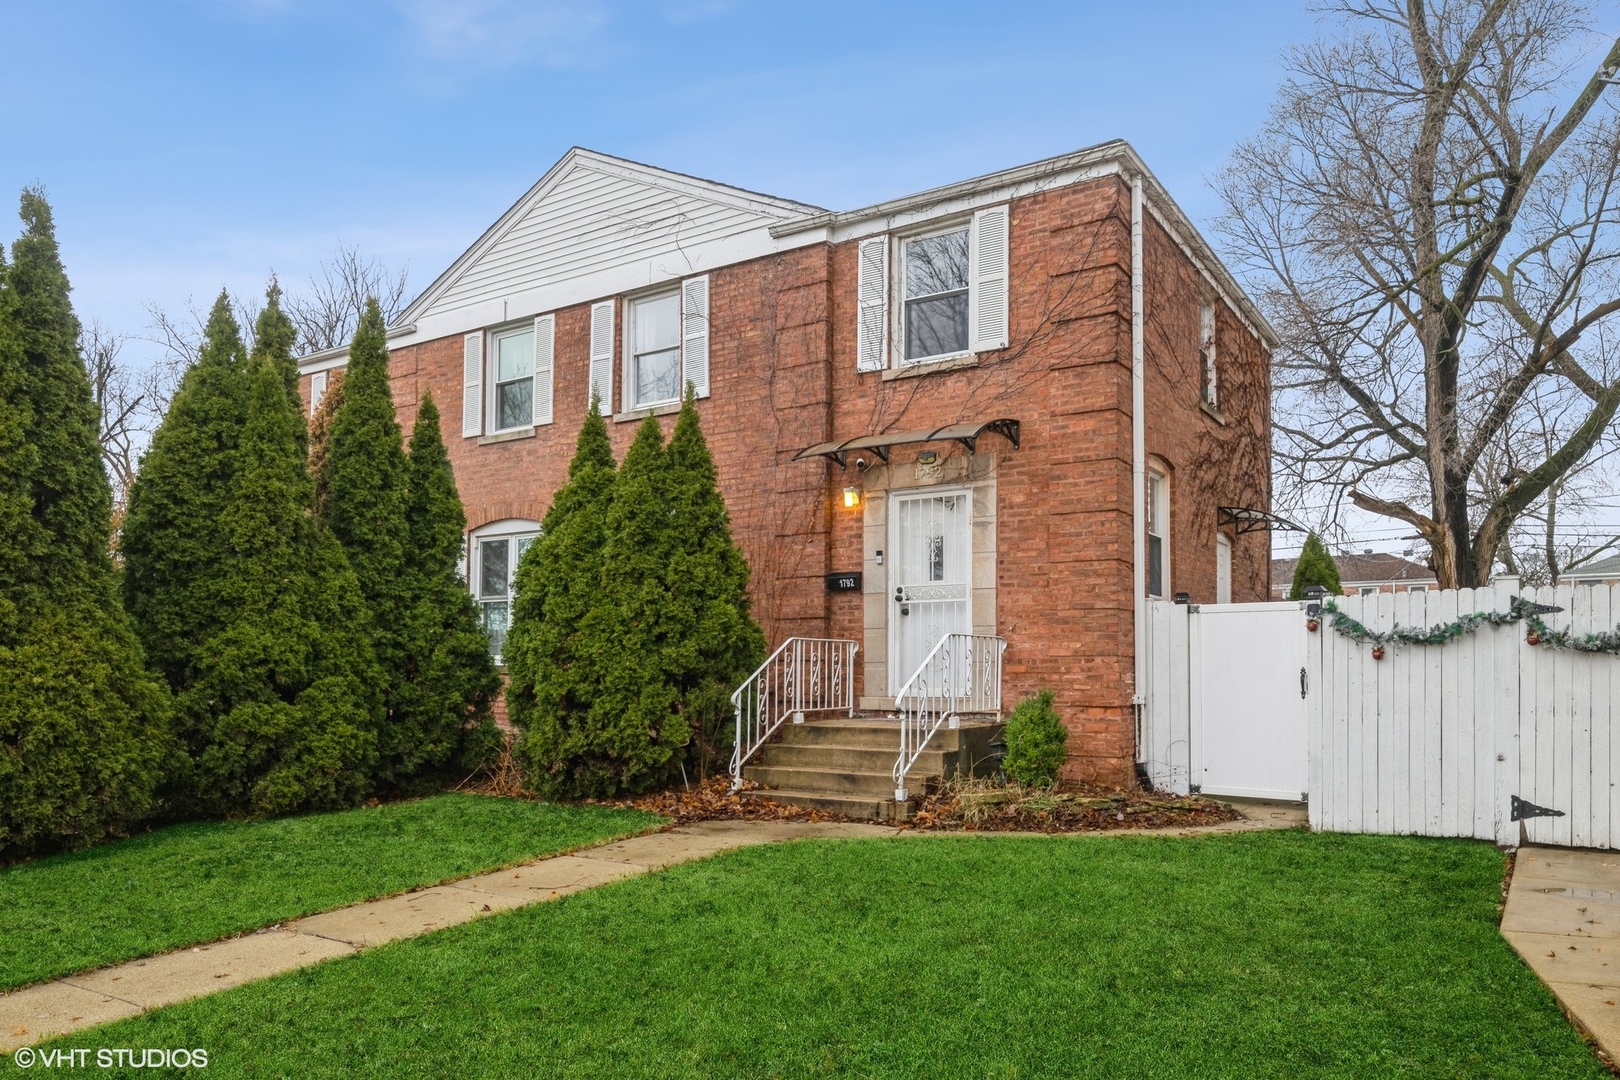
top-left (405, 151), bottom-right (820, 347)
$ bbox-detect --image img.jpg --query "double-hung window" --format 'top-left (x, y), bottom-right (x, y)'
top-left (902, 227), bottom-right (971, 363)
top-left (1199, 299), bottom-right (1218, 407)
top-left (628, 291), bottom-right (683, 409)
top-left (491, 326), bottom-right (535, 431)
top-left (1146, 470), bottom-right (1168, 598)
top-left (471, 521), bottom-right (539, 662)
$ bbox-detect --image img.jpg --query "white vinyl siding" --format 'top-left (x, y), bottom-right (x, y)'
top-left (532, 313), bottom-right (555, 425)
top-left (589, 300), bottom-right (615, 412)
top-left (681, 275), bottom-right (710, 399)
top-left (969, 205), bottom-right (1010, 352)
top-left (427, 165), bottom-right (784, 319)
top-left (461, 332), bottom-right (483, 437)
top-left (856, 236), bottom-right (888, 372)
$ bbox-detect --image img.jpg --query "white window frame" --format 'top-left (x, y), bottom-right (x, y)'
top-left (487, 324), bottom-right (537, 434)
top-left (469, 518), bottom-right (540, 663)
top-left (1146, 466), bottom-right (1169, 599)
top-left (1215, 532), bottom-right (1232, 604)
top-left (894, 221), bottom-right (974, 368)
top-left (1359, 586), bottom-right (1380, 597)
top-left (624, 287), bottom-right (684, 411)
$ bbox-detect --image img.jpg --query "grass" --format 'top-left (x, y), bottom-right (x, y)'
top-left (0, 793), bottom-right (661, 991)
top-left (46, 830), bottom-right (1603, 1078)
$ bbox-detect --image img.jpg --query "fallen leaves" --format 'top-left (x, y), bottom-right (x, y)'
top-left (905, 778), bottom-right (1244, 834)
top-left (609, 777), bottom-right (855, 824)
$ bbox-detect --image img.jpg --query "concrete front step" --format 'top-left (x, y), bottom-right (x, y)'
top-left (744, 763), bottom-right (900, 797)
top-left (756, 742), bottom-right (951, 775)
top-left (740, 788), bottom-right (912, 821)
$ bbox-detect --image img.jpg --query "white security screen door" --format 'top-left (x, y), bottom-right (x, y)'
top-left (890, 489), bottom-right (971, 693)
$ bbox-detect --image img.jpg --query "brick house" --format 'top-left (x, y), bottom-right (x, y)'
top-left (297, 141), bottom-right (1277, 797)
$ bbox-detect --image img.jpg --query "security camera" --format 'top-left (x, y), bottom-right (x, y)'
top-left (854, 456), bottom-right (869, 471)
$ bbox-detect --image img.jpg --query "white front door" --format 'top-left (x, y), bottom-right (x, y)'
top-left (889, 489), bottom-right (972, 693)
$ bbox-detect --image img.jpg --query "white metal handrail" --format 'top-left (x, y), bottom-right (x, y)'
top-left (730, 637), bottom-right (859, 789)
top-left (893, 633), bottom-right (1007, 801)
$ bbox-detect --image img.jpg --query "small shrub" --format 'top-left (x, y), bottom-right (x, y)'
top-left (1002, 690), bottom-right (1067, 787)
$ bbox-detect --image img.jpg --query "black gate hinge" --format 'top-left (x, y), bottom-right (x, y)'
top-left (1511, 795), bottom-right (1566, 822)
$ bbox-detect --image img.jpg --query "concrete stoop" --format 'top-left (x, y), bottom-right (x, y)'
top-left (741, 717), bottom-right (1005, 821)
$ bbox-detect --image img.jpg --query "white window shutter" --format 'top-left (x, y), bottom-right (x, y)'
top-left (462, 332), bottom-right (483, 438)
top-left (588, 300), bottom-right (615, 413)
top-left (532, 314), bottom-right (555, 425)
top-left (309, 370), bottom-right (328, 416)
top-left (969, 205), bottom-right (1010, 352)
top-left (681, 275), bottom-right (710, 399)
top-left (856, 236), bottom-right (888, 372)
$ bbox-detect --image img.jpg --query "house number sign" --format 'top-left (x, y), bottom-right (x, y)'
top-left (825, 572), bottom-right (862, 592)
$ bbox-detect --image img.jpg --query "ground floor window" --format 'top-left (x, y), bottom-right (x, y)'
top-left (470, 520), bottom-right (540, 662)
top-left (1147, 468), bottom-right (1168, 598)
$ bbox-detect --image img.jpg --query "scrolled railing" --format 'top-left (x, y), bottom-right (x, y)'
top-left (893, 633), bottom-right (1007, 802)
top-left (730, 637), bottom-right (859, 790)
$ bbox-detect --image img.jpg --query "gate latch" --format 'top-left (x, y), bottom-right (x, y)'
top-left (1299, 667), bottom-right (1307, 699)
top-left (1511, 796), bottom-right (1566, 822)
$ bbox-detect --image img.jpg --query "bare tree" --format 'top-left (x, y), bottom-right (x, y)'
top-left (284, 245), bottom-right (410, 353)
top-left (1218, 0), bottom-right (1620, 587)
top-left (82, 319), bottom-right (182, 519)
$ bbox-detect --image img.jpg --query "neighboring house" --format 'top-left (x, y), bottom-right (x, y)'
top-left (297, 141), bottom-right (1277, 788)
top-left (1270, 551), bottom-right (1437, 599)
top-left (1560, 552), bottom-right (1620, 586)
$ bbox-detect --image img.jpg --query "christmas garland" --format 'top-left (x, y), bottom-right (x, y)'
top-left (1317, 596), bottom-right (1620, 657)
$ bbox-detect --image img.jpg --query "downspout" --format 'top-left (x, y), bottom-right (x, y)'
top-left (1130, 175), bottom-right (1147, 757)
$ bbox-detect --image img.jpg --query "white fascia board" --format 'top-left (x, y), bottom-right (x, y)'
top-left (295, 323), bottom-right (417, 375)
top-left (405, 227), bottom-right (825, 350)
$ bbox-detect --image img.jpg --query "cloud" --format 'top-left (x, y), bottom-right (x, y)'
top-left (395, 0), bottom-right (608, 68)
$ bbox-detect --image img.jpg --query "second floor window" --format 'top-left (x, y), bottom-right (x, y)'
top-left (492, 326), bottom-right (535, 430)
top-left (630, 291), bottom-right (682, 408)
top-left (1199, 299), bottom-right (1218, 408)
top-left (903, 226), bottom-right (970, 363)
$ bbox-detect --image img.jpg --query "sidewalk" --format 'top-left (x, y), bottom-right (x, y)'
top-left (1502, 846), bottom-right (1620, 1064)
top-left (1, 801), bottom-right (1301, 1051)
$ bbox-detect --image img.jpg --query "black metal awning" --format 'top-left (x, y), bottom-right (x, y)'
top-left (793, 418), bottom-right (1020, 467)
top-left (1218, 506), bottom-right (1306, 535)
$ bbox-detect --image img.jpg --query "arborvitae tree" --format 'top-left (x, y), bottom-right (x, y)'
top-left (401, 390), bottom-right (501, 781)
top-left (507, 395), bottom-right (618, 796)
top-left (252, 278), bottom-right (305, 454)
top-left (189, 353), bottom-right (379, 815)
top-left (585, 414), bottom-right (686, 795)
top-left (0, 190), bottom-right (170, 856)
top-left (661, 388), bottom-right (765, 778)
top-left (122, 291), bottom-right (249, 689)
top-left (1289, 534), bottom-right (1344, 600)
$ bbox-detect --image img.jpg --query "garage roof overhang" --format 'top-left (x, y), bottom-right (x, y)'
top-left (792, 418), bottom-right (1021, 468)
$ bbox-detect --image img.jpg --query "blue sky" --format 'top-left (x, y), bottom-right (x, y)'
top-left (3, 0), bottom-right (1319, 361)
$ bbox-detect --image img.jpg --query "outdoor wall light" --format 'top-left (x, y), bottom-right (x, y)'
top-left (843, 487), bottom-right (862, 508)
top-left (917, 451), bottom-right (938, 464)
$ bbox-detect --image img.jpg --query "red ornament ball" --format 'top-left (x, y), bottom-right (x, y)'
top-left (1526, 632), bottom-right (1540, 647)
top-left (1306, 618), bottom-right (1320, 632)
top-left (1371, 645), bottom-right (1386, 660)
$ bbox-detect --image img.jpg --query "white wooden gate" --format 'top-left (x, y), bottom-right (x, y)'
top-left (1141, 601), bottom-right (1308, 801)
top-left (1141, 581), bottom-right (1620, 849)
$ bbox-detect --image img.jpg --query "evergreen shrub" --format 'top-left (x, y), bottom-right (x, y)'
top-left (1002, 690), bottom-right (1068, 788)
top-left (1289, 534), bottom-right (1343, 600)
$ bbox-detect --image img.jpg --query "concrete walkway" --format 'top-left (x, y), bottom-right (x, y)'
top-left (1503, 846), bottom-right (1620, 1062)
top-left (0, 800), bottom-right (1302, 1051)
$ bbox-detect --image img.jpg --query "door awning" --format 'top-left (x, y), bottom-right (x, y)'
top-left (1218, 507), bottom-right (1306, 535)
top-left (792, 418), bottom-right (1020, 467)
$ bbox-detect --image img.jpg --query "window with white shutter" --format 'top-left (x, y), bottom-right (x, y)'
top-left (681, 275), bottom-right (710, 400)
top-left (462, 332), bottom-right (483, 438)
top-left (856, 236), bottom-right (888, 372)
top-left (309, 371), bottom-right (328, 416)
top-left (588, 300), bottom-right (615, 412)
top-left (532, 314), bottom-right (555, 425)
top-left (969, 205), bottom-right (1010, 352)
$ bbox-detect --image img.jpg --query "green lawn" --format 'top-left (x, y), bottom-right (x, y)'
top-left (47, 831), bottom-right (1601, 1078)
top-left (0, 794), bottom-right (661, 991)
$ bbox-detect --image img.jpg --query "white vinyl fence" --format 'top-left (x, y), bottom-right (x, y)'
top-left (1141, 579), bottom-right (1620, 848)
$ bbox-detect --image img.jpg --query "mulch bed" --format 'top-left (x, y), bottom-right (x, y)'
top-left (906, 780), bottom-right (1243, 833)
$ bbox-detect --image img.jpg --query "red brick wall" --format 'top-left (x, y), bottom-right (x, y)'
top-left (303, 173), bottom-right (1271, 789)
